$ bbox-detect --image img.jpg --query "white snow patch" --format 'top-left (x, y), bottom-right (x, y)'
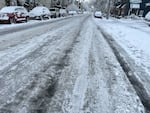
top-left (94, 17), bottom-right (150, 75)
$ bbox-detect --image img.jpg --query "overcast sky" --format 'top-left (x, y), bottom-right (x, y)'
top-left (83, 0), bottom-right (92, 2)
top-left (83, 0), bottom-right (96, 3)
top-left (84, 0), bottom-right (89, 1)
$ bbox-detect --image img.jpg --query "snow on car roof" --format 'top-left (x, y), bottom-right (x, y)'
top-left (0, 6), bottom-right (24, 13)
top-left (31, 6), bottom-right (49, 11)
top-left (29, 6), bottom-right (50, 15)
top-left (95, 11), bottom-right (102, 15)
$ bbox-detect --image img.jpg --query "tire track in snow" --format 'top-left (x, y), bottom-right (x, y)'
top-left (0, 16), bottom-right (86, 74)
top-left (0, 16), bottom-right (89, 113)
top-left (45, 16), bottom-right (91, 113)
top-left (96, 24), bottom-right (147, 113)
top-left (68, 21), bottom-right (93, 113)
top-left (104, 32), bottom-right (150, 113)
top-left (0, 16), bottom-right (81, 51)
top-left (82, 30), bottom-right (112, 113)
top-left (82, 19), bottom-right (145, 113)
top-left (46, 17), bottom-right (145, 113)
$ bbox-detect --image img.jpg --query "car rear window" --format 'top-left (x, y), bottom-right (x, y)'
top-left (50, 9), bottom-right (55, 11)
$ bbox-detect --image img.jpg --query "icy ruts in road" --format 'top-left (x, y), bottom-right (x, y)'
top-left (98, 25), bottom-right (150, 113)
top-left (0, 15), bottom-right (145, 113)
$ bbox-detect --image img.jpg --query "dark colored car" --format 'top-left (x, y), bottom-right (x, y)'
top-left (0, 6), bottom-right (29, 24)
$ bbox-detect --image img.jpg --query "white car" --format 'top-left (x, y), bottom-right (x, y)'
top-left (68, 11), bottom-right (77, 15)
top-left (94, 11), bottom-right (102, 18)
top-left (29, 6), bottom-right (51, 20)
top-left (145, 11), bottom-right (150, 21)
top-left (59, 9), bottom-right (67, 17)
top-left (0, 6), bottom-right (29, 24)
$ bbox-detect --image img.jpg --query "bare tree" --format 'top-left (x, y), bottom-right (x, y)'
top-left (5, 0), bottom-right (25, 6)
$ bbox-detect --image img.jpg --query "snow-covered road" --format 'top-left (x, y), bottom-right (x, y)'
top-left (0, 15), bottom-right (146, 113)
top-left (94, 17), bottom-right (150, 113)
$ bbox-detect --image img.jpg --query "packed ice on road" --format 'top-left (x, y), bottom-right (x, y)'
top-left (0, 15), bottom-right (149, 113)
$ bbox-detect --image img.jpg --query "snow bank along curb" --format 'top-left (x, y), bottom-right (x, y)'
top-left (98, 27), bottom-right (150, 113)
top-left (0, 15), bottom-right (86, 36)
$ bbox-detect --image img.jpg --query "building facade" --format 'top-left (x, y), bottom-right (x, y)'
top-left (112, 0), bottom-right (150, 17)
top-left (1, 0), bottom-right (72, 10)
top-left (141, 0), bottom-right (150, 16)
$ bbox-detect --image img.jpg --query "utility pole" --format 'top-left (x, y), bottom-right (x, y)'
top-left (106, 0), bottom-right (111, 19)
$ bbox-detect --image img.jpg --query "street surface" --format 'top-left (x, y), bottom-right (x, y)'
top-left (0, 15), bottom-right (147, 113)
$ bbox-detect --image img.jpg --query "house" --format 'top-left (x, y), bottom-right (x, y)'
top-left (112, 0), bottom-right (129, 17)
top-left (112, 0), bottom-right (150, 17)
top-left (141, 0), bottom-right (150, 16)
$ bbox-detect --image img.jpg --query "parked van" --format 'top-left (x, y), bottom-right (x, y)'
top-left (49, 8), bottom-right (60, 18)
top-left (59, 8), bottom-right (67, 17)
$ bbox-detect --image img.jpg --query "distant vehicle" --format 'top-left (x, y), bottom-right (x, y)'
top-left (94, 11), bottom-right (102, 18)
top-left (145, 11), bottom-right (150, 21)
top-left (0, 6), bottom-right (29, 24)
top-left (77, 10), bottom-right (83, 14)
top-left (49, 8), bottom-right (60, 18)
top-left (68, 11), bottom-right (77, 15)
top-left (83, 11), bottom-right (89, 14)
top-left (59, 8), bottom-right (67, 17)
top-left (29, 6), bottom-right (51, 20)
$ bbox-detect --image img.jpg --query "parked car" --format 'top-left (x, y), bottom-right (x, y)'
top-left (59, 8), bottom-right (67, 17)
top-left (29, 6), bottom-right (51, 20)
top-left (78, 11), bottom-right (83, 14)
top-left (145, 11), bottom-right (150, 21)
top-left (68, 11), bottom-right (77, 15)
top-left (0, 6), bottom-right (29, 24)
top-left (49, 8), bottom-right (60, 18)
top-left (94, 11), bottom-right (102, 18)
